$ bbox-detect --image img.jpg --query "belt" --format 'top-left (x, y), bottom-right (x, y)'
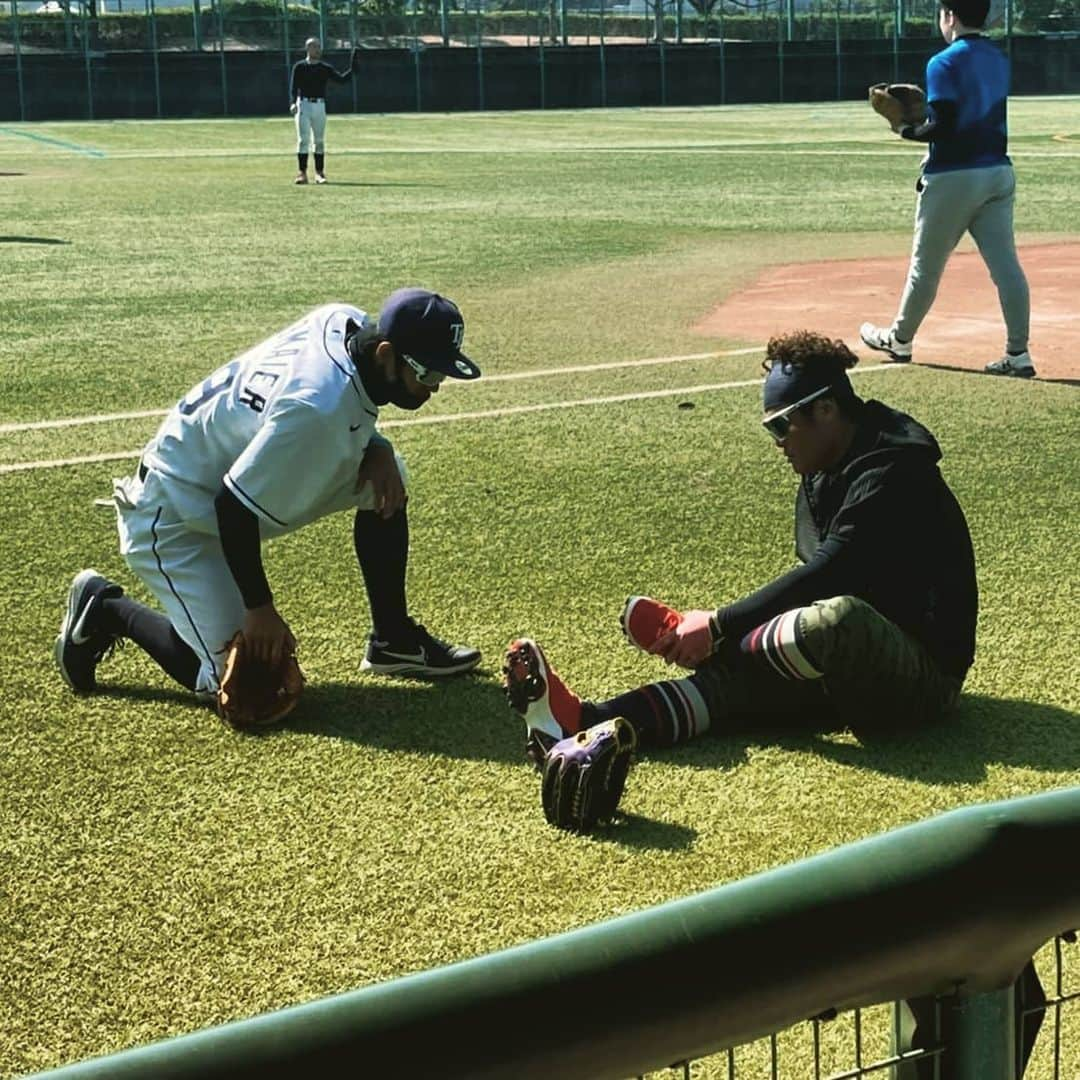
top-left (301, 96), bottom-right (324, 102)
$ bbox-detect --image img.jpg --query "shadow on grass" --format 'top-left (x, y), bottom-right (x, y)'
top-left (0, 235), bottom-right (70, 244)
top-left (819, 693), bottom-right (1080, 783)
top-left (317, 181), bottom-right (442, 189)
top-left (95, 682), bottom-right (203, 708)
top-left (283, 676), bottom-right (522, 765)
top-left (598, 812), bottom-right (698, 852)
top-left (91, 673), bottom-right (1076, 790)
top-left (662, 693), bottom-right (1080, 785)
top-left (917, 360), bottom-right (1080, 388)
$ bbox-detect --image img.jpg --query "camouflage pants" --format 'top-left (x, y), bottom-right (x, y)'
top-left (689, 596), bottom-right (964, 733)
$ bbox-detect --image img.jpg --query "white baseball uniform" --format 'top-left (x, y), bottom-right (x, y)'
top-left (113, 304), bottom-right (406, 695)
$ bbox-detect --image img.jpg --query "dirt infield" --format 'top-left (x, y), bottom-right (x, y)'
top-left (697, 242), bottom-right (1080, 382)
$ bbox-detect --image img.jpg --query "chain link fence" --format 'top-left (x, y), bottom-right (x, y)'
top-left (1, 0), bottom-right (1078, 118)
top-left (4, 0), bottom-right (1079, 54)
top-left (644, 932), bottom-right (1080, 1079)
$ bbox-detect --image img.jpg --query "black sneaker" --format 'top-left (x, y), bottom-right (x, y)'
top-left (54, 569), bottom-right (124, 692)
top-left (361, 621), bottom-right (481, 677)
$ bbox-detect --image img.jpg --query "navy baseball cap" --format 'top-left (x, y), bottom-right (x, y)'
top-left (378, 288), bottom-right (481, 380)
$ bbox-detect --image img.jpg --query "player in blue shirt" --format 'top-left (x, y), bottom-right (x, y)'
top-left (860, 0), bottom-right (1034, 377)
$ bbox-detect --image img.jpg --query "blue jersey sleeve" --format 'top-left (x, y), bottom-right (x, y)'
top-left (926, 53), bottom-right (957, 104)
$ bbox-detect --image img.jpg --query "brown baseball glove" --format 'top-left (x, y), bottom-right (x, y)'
top-left (869, 82), bottom-right (927, 131)
top-left (217, 632), bottom-right (305, 732)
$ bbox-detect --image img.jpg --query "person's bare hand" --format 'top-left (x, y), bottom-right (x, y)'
top-left (649, 610), bottom-right (718, 669)
top-left (356, 442), bottom-right (405, 518)
top-left (241, 603), bottom-right (296, 668)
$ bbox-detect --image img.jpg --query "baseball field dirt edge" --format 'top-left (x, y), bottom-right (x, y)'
top-left (697, 240), bottom-right (1080, 383)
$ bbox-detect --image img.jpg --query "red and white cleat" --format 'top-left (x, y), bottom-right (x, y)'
top-left (503, 638), bottom-right (583, 768)
top-left (619, 595), bottom-right (682, 653)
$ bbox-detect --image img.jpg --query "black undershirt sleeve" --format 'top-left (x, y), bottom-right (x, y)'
top-left (900, 98), bottom-right (957, 143)
top-left (214, 484), bottom-right (273, 610)
top-left (715, 538), bottom-right (859, 644)
top-left (714, 466), bottom-right (900, 644)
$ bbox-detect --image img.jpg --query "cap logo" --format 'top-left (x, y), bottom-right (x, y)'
top-left (449, 322), bottom-right (464, 349)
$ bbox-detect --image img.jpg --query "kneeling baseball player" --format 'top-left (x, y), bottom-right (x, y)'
top-left (55, 288), bottom-right (483, 726)
top-left (506, 331), bottom-right (978, 831)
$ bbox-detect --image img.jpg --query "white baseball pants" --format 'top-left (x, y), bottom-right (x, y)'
top-left (295, 98), bottom-right (327, 155)
top-left (113, 455), bottom-right (408, 695)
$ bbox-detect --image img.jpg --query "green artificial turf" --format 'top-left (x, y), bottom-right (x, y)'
top-left (1, 101), bottom-right (1078, 1077)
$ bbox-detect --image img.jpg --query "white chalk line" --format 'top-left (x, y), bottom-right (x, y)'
top-left (0, 362), bottom-right (902, 475)
top-left (0, 407), bottom-right (174, 435)
top-left (0, 347), bottom-right (762, 435)
top-left (14, 145), bottom-right (1078, 160)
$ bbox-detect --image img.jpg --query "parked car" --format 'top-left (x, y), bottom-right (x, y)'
top-left (34, 1), bottom-right (89, 12)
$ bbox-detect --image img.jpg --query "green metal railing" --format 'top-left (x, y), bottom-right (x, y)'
top-left (34, 787), bottom-right (1080, 1080)
top-left (644, 932), bottom-right (1079, 1077)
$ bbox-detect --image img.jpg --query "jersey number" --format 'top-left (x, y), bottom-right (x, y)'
top-left (178, 361), bottom-right (241, 417)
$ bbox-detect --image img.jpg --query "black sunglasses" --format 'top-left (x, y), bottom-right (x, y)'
top-left (761, 384), bottom-right (833, 441)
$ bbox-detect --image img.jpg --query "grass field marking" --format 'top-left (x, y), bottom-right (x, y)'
top-left (482, 346), bottom-right (763, 382)
top-left (17, 145), bottom-right (1079, 160)
top-left (0, 363), bottom-right (901, 476)
top-left (0, 347), bottom-right (762, 434)
top-left (0, 450), bottom-right (138, 474)
top-left (0, 407), bottom-right (176, 435)
top-left (0, 127), bottom-right (107, 157)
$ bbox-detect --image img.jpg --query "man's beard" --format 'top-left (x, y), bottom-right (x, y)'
top-left (358, 361), bottom-right (427, 411)
top-left (387, 384), bottom-right (428, 411)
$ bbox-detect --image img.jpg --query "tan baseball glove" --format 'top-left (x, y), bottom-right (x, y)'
top-left (217, 632), bottom-right (305, 732)
top-left (869, 82), bottom-right (927, 131)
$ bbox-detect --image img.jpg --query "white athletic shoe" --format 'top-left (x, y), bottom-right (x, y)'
top-left (314, 172), bottom-right (328, 185)
top-left (859, 323), bottom-right (912, 363)
top-left (985, 352), bottom-right (1036, 378)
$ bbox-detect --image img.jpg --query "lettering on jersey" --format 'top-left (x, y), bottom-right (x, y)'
top-left (237, 369), bottom-right (281, 414)
top-left (264, 327), bottom-right (309, 362)
top-left (239, 388), bottom-right (266, 413)
top-left (449, 322), bottom-right (465, 349)
top-left (248, 370), bottom-right (281, 391)
top-left (179, 360), bottom-right (241, 417)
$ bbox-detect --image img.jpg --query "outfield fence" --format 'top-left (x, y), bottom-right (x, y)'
top-left (1, 0), bottom-right (1079, 120)
top-left (35, 786), bottom-right (1080, 1079)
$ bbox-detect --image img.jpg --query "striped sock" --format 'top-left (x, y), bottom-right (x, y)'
top-left (740, 608), bottom-right (823, 681)
top-left (592, 677), bottom-right (710, 747)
